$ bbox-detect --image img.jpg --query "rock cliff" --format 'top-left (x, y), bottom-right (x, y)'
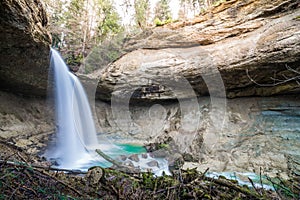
top-left (0, 0), bottom-right (53, 154)
top-left (96, 0), bottom-right (300, 100)
top-left (0, 0), bottom-right (51, 96)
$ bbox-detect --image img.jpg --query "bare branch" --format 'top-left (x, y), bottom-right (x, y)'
top-left (246, 65), bottom-right (300, 87)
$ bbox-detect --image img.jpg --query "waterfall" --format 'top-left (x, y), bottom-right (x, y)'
top-left (45, 48), bottom-right (171, 175)
top-left (46, 48), bottom-right (99, 169)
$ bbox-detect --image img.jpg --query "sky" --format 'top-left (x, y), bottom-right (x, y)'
top-left (115, 0), bottom-right (181, 26)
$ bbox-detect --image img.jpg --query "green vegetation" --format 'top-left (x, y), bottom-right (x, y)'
top-left (0, 132), bottom-right (299, 199)
top-left (83, 33), bottom-right (126, 73)
top-left (154, 17), bottom-right (174, 26)
top-left (154, 0), bottom-right (172, 25)
top-left (44, 0), bottom-right (123, 63)
top-left (1, 159), bottom-right (299, 199)
top-left (42, 0), bottom-right (236, 73)
top-left (134, 0), bottom-right (150, 29)
top-left (294, 16), bottom-right (300, 20)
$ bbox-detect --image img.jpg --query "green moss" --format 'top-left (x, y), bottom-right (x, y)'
top-left (158, 143), bottom-right (169, 149)
top-left (154, 17), bottom-right (174, 26)
top-left (294, 16), bottom-right (300, 20)
top-left (154, 18), bottom-right (163, 26)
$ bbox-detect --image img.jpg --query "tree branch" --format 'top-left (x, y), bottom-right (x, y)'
top-left (246, 65), bottom-right (300, 87)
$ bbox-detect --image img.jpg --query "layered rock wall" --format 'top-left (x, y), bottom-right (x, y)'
top-left (0, 0), bottom-right (51, 96)
top-left (96, 0), bottom-right (300, 100)
top-left (0, 0), bottom-right (53, 154)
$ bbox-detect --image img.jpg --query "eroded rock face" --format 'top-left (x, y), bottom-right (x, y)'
top-left (0, 0), bottom-right (51, 96)
top-left (96, 0), bottom-right (300, 100)
top-left (95, 95), bottom-right (300, 179)
top-left (0, 91), bottom-right (54, 154)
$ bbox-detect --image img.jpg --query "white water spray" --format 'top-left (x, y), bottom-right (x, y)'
top-left (46, 48), bottom-right (100, 169)
top-left (46, 48), bottom-right (171, 175)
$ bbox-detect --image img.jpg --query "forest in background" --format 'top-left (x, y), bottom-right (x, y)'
top-left (42, 0), bottom-right (224, 73)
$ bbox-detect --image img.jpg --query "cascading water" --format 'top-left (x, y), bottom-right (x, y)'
top-left (46, 48), bottom-right (100, 169)
top-left (45, 48), bottom-right (171, 175)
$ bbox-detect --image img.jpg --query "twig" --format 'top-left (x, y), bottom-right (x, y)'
top-left (17, 152), bottom-right (30, 164)
top-left (200, 168), bottom-right (210, 179)
top-left (110, 185), bottom-right (119, 198)
top-left (204, 176), bottom-right (262, 199)
top-left (248, 177), bottom-right (261, 195)
top-left (259, 167), bottom-right (266, 196)
top-left (154, 168), bottom-right (262, 199)
top-left (9, 182), bottom-right (22, 200)
top-left (36, 169), bottom-right (83, 197)
top-left (246, 65), bottom-right (300, 87)
top-left (154, 185), bottom-right (181, 194)
top-left (22, 185), bottom-right (38, 197)
top-left (285, 64), bottom-right (300, 75)
top-left (0, 159), bottom-right (84, 197)
top-left (265, 176), bottom-right (294, 195)
top-left (0, 159), bottom-right (86, 174)
top-left (267, 177), bottom-right (283, 200)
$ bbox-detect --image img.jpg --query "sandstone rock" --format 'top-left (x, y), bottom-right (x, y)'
top-left (96, 0), bottom-right (300, 100)
top-left (0, 91), bottom-right (54, 155)
top-left (0, 0), bottom-right (51, 96)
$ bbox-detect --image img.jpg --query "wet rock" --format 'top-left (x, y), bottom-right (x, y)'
top-left (119, 155), bottom-right (127, 161)
top-left (168, 153), bottom-right (184, 171)
top-left (141, 153), bottom-right (148, 159)
top-left (123, 160), bottom-right (134, 168)
top-left (183, 153), bottom-right (194, 162)
top-left (147, 160), bottom-right (159, 168)
top-left (128, 154), bottom-right (139, 162)
top-left (49, 158), bottom-right (59, 166)
top-left (151, 149), bottom-right (168, 158)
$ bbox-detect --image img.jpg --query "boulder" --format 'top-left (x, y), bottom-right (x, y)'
top-left (146, 160), bottom-right (159, 168)
top-left (0, 0), bottom-right (51, 96)
top-left (96, 0), bottom-right (300, 100)
top-left (128, 154), bottom-right (140, 162)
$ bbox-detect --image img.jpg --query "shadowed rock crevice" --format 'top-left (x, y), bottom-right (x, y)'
top-left (0, 0), bottom-right (51, 96)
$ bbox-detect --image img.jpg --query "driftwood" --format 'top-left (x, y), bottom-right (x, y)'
top-left (0, 159), bottom-right (86, 174)
top-left (95, 149), bottom-right (122, 167)
top-left (95, 149), bottom-right (141, 174)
